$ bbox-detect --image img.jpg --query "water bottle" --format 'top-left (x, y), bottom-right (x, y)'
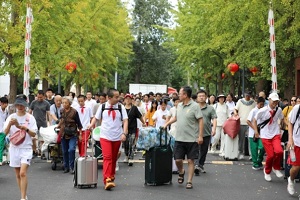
top-left (290, 146), bottom-right (296, 162)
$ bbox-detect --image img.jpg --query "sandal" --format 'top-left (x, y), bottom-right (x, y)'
top-left (186, 182), bottom-right (193, 189)
top-left (178, 170), bottom-right (185, 184)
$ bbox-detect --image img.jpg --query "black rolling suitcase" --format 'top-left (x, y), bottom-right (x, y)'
top-left (145, 128), bottom-right (172, 185)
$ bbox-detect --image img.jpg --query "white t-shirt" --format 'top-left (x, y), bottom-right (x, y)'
top-left (95, 102), bottom-right (128, 141)
top-left (152, 109), bottom-right (169, 129)
top-left (137, 106), bottom-right (145, 128)
top-left (4, 113), bottom-right (38, 148)
top-left (76, 106), bottom-right (93, 131)
top-left (254, 105), bottom-right (283, 139)
top-left (85, 99), bottom-right (97, 111)
top-left (168, 106), bottom-right (177, 137)
top-left (214, 103), bottom-right (230, 126)
top-left (289, 105), bottom-right (300, 147)
top-left (0, 108), bottom-right (8, 132)
top-left (247, 107), bottom-right (259, 138)
top-left (226, 101), bottom-right (235, 115)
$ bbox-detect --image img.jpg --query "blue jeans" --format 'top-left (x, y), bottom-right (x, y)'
top-left (61, 136), bottom-right (77, 170)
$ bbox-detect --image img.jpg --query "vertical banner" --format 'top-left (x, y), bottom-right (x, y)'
top-left (268, 6), bottom-right (277, 92)
top-left (23, 3), bottom-right (33, 97)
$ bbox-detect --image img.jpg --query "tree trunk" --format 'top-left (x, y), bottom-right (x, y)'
top-left (255, 79), bottom-right (265, 94)
top-left (283, 58), bottom-right (295, 99)
top-left (76, 83), bottom-right (81, 95)
top-left (42, 78), bottom-right (48, 92)
top-left (8, 73), bottom-right (18, 104)
top-left (64, 79), bottom-right (72, 96)
top-left (230, 76), bottom-right (235, 94)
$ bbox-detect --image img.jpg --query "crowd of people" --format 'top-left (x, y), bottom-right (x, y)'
top-left (1, 87), bottom-right (300, 198)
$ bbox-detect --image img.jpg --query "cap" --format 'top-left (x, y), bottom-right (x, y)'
top-left (14, 97), bottom-right (29, 107)
top-left (244, 90), bottom-right (252, 96)
top-left (124, 94), bottom-right (133, 99)
top-left (268, 92), bottom-right (279, 101)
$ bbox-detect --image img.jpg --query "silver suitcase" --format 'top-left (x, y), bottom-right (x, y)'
top-left (73, 139), bottom-right (98, 188)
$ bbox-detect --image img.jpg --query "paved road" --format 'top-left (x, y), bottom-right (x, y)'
top-left (0, 152), bottom-right (299, 200)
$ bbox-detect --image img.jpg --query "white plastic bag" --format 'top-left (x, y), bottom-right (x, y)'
top-left (40, 125), bottom-right (58, 144)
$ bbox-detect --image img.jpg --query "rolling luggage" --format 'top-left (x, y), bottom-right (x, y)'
top-left (74, 137), bottom-right (98, 188)
top-left (224, 134), bottom-right (239, 161)
top-left (145, 128), bottom-right (172, 185)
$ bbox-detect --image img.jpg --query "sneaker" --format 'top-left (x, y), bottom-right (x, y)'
top-left (123, 156), bottom-right (128, 163)
top-left (70, 169), bottom-right (75, 174)
top-left (248, 156), bottom-right (252, 161)
top-left (219, 153), bottom-right (225, 157)
top-left (272, 168), bottom-right (283, 178)
top-left (238, 154), bottom-right (244, 160)
top-left (287, 177), bottom-right (295, 195)
top-left (252, 166), bottom-right (260, 171)
top-left (0, 162), bottom-right (2, 166)
top-left (199, 165), bottom-right (206, 173)
top-left (104, 178), bottom-right (116, 190)
top-left (128, 160), bottom-right (133, 166)
top-left (41, 154), bottom-right (47, 160)
top-left (115, 162), bottom-right (119, 172)
top-left (264, 169), bottom-right (272, 182)
top-left (194, 165), bottom-right (200, 176)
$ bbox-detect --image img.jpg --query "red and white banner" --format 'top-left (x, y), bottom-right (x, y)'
top-left (268, 7), bottom-right (277, 92)
top-left (23, 4), bottom-right (33, 97)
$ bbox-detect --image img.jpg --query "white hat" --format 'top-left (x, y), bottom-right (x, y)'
top-left (268, 93), bottom-right (279, 101)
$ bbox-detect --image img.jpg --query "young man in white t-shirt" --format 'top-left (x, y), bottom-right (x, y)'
top-left (246, 97), bottom-right (265, 170)
top-left (253, 93), bottom-right (284, 182)
top-left (88, 89), bottom-right (128, 190)
top-left (76, 95), bottom-right (93, 157)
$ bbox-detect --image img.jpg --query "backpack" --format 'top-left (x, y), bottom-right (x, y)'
top-left (101, 103), bottom-right (123, 121)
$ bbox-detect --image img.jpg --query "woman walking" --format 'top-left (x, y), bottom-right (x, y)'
top-left (3, 96), bottom-right (38, 200)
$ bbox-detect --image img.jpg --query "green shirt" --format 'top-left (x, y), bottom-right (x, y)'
top-left (200, 104), bottom-right (217, 137)
top-left (175, 99), bottom-right (203, 142)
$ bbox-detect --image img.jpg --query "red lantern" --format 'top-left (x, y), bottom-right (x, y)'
top-left (221, 73), bottom-right (226, 79)
top-left (249, 66), bottom-right (258, 75)
top-left (65, 62), bottom-right (77, 73)
top-left (227, 63), bottom-right (239, 75)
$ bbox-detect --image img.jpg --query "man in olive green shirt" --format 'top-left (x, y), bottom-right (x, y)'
top-left (164, 86), bottom-right (204, 189)
top-left (194, 89), bottom-right (217, 175)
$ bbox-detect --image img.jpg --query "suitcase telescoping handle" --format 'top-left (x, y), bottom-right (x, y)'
top-left (84, 129), bottom-right (92, 158)
top-left (159, 127), bottom-right (168, 147)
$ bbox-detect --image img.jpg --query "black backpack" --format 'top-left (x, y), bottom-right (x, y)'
top-left (101, 103), bottom-right (123, 121)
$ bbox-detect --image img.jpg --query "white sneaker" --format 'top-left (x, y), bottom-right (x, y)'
top-left (219, 153), bottom-right (225, 157)
top-left (238, 154), bottom-right (244, 160)
top-left (264, 169), bottom-right (272, 182)
top-left (123, 157), bottom-right (128, 163)
top-left (115, 162), bottom-right (119, 172)
top-left (0, 162), bottom-right (2, 166)
top-left (272, 168), bottom-right (283, 178)
top-left (287, 177), bottom-right (295, 195)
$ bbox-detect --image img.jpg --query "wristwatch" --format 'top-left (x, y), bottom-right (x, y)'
top-left (26, 128), bottom-right (29, 132)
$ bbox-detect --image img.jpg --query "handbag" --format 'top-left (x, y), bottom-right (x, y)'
top-left (64, 126), bottom-right (77, 136)
top-left (10, 114), bottom-right (30, 146)
top-left (223, 116), bottom-right (240, 139)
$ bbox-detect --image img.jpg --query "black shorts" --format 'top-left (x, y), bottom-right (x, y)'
top-left (174, 141), bottom-right (198, 160)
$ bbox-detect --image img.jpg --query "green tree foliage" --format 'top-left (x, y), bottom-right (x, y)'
top-left (126, 0), bottom-right (182, 90)
top-left (169, 0), bottom-right (300, 97)
top-left (0, 0), bottom-right (133, 96)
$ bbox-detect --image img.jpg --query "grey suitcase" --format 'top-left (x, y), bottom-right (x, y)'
top-left (73, 139), bottom-right (98, 188)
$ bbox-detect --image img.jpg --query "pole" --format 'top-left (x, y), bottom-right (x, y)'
top-left (58, 72), bottom-right (61, 94)
top-left (242, 66), bottom-right (245, 95)
top-left (115, 71), bottom-right (118, 89)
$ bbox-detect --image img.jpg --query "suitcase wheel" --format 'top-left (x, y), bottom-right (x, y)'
top-left (51, 162), bottom-right (57, 170)
top-left (128, 162), bottom-right (133, 166)
top-left (94, 184), bottom-right (97, 188)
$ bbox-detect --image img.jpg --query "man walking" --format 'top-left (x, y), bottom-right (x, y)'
top-left (194, 89), bottom-right (217, 175)
top-left (164, 86), bottom-right (204, 189)
top-left (88, 89), bottom-right (128, 190)
top-left (253, 92), bottom-right (283, 182)
top-left (29, 90), bottom-right (51, 159)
